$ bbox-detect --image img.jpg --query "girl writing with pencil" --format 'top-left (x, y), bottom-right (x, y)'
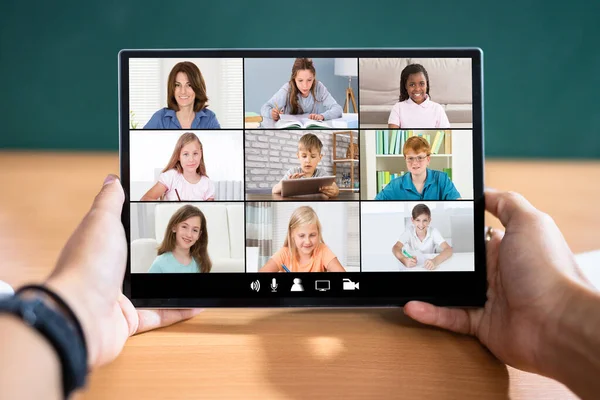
top-left (260, 58), bottom-right (343, 122)
top-left (148, 205), bottom-right (212, 273)
top-left (141, 132), bottom-right (215, 201)
top-left (259, 206), bottom-right (346, 272)
top-left (391, 204), bottom-right (453, 270)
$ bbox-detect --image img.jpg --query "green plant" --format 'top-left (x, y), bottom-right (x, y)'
top-left (130, 111), bottom-right (139, 129)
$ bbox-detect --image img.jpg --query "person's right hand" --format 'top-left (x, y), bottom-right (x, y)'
top-left (404, 188), bottom-right (591, 377)
top-left (403, 257), bottom-right (417, 268)
top-left (288, 172), bottom-right (305, 179)
top-left (271, 108), bottom-right (282, 121)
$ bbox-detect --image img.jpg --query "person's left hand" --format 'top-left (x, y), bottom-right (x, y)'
top-left (309, 114), bottom-right (324, 121)
top-left (424, 259), bottom-right (437, 270)
top-left (45, 175), bottom-right (202, 368)
top-left (319, 184), bottom-right (338, 198)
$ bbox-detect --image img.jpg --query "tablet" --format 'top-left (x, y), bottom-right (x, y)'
top-left (120, 48), bottom-right (486, 308)
top-left (281, 176), bottom-right (336, 197)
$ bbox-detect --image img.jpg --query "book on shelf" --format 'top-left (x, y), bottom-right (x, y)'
top-left (443, 167), bottom-right (452, 181)
top-left (376, 130), bottom-right (408, 155)
top-left (376, 170), bottom-right (405, 193)
top-left (430, 131), bottom-right (445, 154)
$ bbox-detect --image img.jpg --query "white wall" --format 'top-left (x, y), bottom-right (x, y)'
top-left (130, 130), bottom-right (244, 200)
top-left (452, 130), bottom-right (473, 199)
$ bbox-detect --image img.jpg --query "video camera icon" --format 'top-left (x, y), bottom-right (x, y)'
top-left (342, 278), bottom-right (359, 291)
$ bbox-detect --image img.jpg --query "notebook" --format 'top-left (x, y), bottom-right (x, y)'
top-left (275, 114), bottom-right (331, 129)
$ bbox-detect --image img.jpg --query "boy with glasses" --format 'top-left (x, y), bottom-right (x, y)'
top-left (374, 136), bottom-right (461, 200)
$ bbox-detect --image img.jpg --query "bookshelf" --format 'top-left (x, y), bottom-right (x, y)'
top-left (362, 130), bottom-right (473, 199)
top-left (332, 130), bottom-right (359, 192)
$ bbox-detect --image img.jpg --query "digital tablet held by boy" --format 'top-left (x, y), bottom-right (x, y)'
top-left (272, 133), bottom-right (339, 198)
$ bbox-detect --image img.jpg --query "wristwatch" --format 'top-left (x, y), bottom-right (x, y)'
top-left (0, 285), bottom-right (88, 399)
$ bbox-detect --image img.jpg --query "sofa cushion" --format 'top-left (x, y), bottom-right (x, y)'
top-left (444, 104), bottom-right (472, 124)
top-left (358, 58), bottom-right (409, 105)
top-left (211, 258), bottom-right (245, 273)
top-left (131, 238), bottom-right (159, 273)
top-left (226, 204), bottom-right (245, 259)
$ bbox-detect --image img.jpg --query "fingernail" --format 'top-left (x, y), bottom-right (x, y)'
top-left (103, 174), bottom-right (117, 186)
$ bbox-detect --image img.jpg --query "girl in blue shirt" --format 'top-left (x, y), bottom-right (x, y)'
top-left (261, 58), bottom-right (343, 122)
top-left (148, 205), bottom-right (212, 273)
top-left (144, 61), bottom-right (221, 129)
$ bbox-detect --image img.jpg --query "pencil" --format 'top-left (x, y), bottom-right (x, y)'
top-left (281, 264), bottom-right (291, 273)
top-left (274, 101), bottom-right (283, 114)
top-left (175, 189), bottom-right (181, 201)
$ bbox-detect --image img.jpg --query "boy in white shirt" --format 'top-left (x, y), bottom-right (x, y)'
top-left (392, 204), bottom-right (453, 270)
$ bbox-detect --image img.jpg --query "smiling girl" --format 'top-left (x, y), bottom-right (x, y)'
top-left (141, 132), bottom-right (215, 201)
top-left (148, 205), bottom-right (212, 273)
top-left (259, 206), bottom-right (346, 272)
top-left (388, 63), bottom-right (450, 129)
top-left (261, 58), bottom-right (343, 122)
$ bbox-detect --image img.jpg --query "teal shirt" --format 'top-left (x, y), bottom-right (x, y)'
top-left (374, 168), bottom-right (461, 200)
top-left (148, 252), bottom-right (200, 273)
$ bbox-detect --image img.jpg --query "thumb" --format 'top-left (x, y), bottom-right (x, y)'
top-left (91, 174), bottom-right (125, 217)
top-left (404, 301), bottom-right (482, 336)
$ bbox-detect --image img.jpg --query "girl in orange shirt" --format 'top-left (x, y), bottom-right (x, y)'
top-left (260, 206), bottom-right (346, 273)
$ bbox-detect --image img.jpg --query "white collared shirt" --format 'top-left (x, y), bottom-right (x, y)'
top-left (388, 95), bottom-right (450, 128)
top-left (398, 225), bottom-right (446, 254)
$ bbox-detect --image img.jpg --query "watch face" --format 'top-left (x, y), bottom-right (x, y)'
top-left (120, 48), bottom-right (486, 308)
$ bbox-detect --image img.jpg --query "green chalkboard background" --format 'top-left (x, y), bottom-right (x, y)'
top-left (1, 0), bottom-right (599, 158)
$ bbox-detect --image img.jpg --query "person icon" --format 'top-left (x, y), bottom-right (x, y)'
top-left (291, 278), bottom-right (304, 292)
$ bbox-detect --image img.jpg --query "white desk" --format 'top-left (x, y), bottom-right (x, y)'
top-left (362, 252), bottom-right (475, 272)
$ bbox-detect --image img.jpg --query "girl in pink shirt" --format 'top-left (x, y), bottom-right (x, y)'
top-left (388, 63), bottom-right (450, 129)
top-left (141, 132), bottom-right (215, 201)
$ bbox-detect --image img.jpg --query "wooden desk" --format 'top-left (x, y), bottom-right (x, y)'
top-left (2, 152), bottom-right (598, 399)
top-left (246, 191), bottom-right (360, 201)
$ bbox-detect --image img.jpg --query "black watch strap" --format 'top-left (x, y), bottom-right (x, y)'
top-left (0, 287), bottom-right (88, 399)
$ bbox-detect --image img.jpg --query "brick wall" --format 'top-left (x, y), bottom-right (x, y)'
top-left (245, 130), bottom-right (359, 190)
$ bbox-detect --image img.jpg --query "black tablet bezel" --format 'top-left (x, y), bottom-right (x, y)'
top-left (119, 48), bottom-right (486, 308)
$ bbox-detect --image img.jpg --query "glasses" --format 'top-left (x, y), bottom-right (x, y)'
top-left (405, 155), bottom-right (429, 163)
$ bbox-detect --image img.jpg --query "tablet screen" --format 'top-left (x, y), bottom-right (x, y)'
top-left (120, 49), bottom-right (486, 307)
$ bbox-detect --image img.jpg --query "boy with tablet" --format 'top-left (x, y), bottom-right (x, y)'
top-left (271, 133), bottom-right (339, 198)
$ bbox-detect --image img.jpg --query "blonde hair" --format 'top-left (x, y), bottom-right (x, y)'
top-left (157, 205), bottom-right (212, 273)
top-left (403, 136), bottom-right (431, 156)
top-left (283, 206), bottom-right (324, 269)
top-left (163, 132), bottom-right (208, 177)
top-left (298, 133), bottom-right (323, 154)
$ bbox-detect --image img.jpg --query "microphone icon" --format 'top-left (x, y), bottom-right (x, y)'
top-left (271, 278), bottom-right (278, 292)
